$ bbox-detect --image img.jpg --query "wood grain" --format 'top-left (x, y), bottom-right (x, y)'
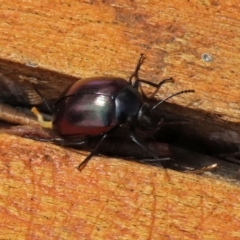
top-left (0, 1), bottom-right (240, 239)
top-left (0, 134), bottom-right (240, 239)
top-left (0, 1), bottom-right (240, 122)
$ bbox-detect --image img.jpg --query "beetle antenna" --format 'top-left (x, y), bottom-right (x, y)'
top-left (151, 89), bottom-right (195, 112)
top-left (33, 84), bottom-right (52, 113)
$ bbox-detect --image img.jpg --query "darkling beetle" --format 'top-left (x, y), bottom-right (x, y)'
top-left (32, 54), bottom-right (194, 170)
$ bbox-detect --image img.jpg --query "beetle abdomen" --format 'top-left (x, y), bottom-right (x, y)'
top-left (52, 76), bottom-right (137, 138)
top-left (53, 93), bottom-right (116, 137)
top-left (61, 76), bottom-right (129, 96)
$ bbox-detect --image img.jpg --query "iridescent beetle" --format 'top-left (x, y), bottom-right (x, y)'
top-left (32, 54), bottom-right (194, 170)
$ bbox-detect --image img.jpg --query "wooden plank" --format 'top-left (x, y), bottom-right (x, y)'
top-left (0, 134), bottom-right (240, 239)
top-left (0, 1), bottom-right (239, 122)
top-left (0, 1), bottom-right (240, 239)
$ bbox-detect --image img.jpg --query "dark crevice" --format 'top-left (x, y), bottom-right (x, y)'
top-left (0, 59), bottom-right (240, 182)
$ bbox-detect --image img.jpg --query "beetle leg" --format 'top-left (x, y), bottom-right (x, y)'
top-left (76, 133), bottom-right (109, 171)
top-left (129, 131), bottom-right (170, 164)
top-left (33, 84), bottom-right (52, 113)
top-left (76, 126), bottom-right (120, 170)
top-left (129, 53), bottom-right (146, 85)
top-left (132, 77), bottom-right (174, 92)
top-left (53, 136), bottom-right (96, 146)
top-left (30, 134), bottom-right (101, 147)
top-left (129, 55), bottom-right (174, 91)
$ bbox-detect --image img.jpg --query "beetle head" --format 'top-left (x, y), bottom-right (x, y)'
top-left (137, 103), bottom-right (162, 130)
top-left (137, 89), bottom-right (195, 131)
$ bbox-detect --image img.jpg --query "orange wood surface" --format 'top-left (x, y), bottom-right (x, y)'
top-left (0, 1), bottom-right (240, 239)
top-left (0, 1), bottom-right (240, 123)
top-left (0, 134), bottom-right (240, 239)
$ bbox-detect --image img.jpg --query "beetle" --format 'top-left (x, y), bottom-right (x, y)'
top-left (32, 54), bottom-right (194, 170)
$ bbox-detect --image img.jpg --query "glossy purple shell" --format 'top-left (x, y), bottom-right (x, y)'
top-left (52, 77), bottom-right (130, 138)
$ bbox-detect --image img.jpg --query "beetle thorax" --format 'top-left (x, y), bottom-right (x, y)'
top-left (115, 85), bottom-right (143, 125)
